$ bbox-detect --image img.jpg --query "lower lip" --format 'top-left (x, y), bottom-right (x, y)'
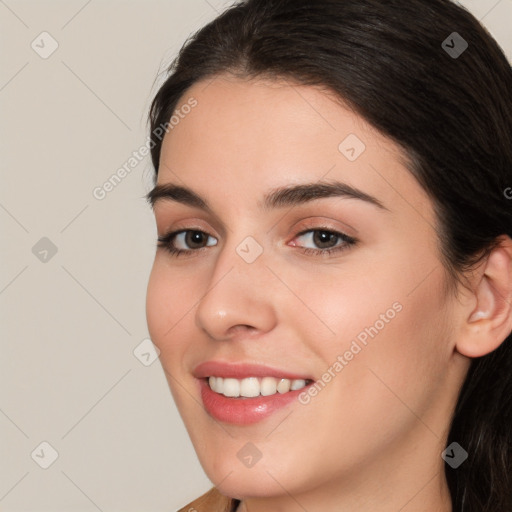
top-left (198, 378), bottom-right (311, 425)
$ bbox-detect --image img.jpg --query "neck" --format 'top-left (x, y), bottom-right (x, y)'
top-left (236, 474), bottom-right (451, 512)
top-left (233, 433), bottom-right (453, 512)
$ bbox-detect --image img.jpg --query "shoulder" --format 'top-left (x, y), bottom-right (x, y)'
top-left (177, 486), bottom-right (239, 512)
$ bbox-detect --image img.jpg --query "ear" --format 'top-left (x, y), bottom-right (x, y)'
top-left (456, 235), bottom-right (512, 358)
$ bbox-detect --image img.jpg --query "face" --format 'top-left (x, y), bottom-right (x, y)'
top-left (146, 74), bottom-right (465, 502)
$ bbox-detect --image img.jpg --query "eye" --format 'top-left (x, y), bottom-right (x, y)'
top-left (291, 228), bottom-right (357, 256)
top-left (157, 229), bottom-right (217, 257)
top-left (157, 227), bottom-right (357, 258)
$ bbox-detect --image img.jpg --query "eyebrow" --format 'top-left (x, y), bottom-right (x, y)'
top-left (146, 180), bottom-right (389, 212)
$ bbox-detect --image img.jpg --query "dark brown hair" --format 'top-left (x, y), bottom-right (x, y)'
top-left (148, 1), bottom-right (512, 510)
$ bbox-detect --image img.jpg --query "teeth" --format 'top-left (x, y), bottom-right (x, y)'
top-left (207, 376), bottom-right (309, 398)
top-left (240, 377), bottom-right (260, 397)
top-left (277, 378), bottom-right (291, 393)
top-left (290, 379), bottom-right (307, 391)
top-left (260, 376), bottom-right (277, 396)
top-left (209, 376), bottom-right (219, 393)
top-left (223, 378), bottom-right (240, 397)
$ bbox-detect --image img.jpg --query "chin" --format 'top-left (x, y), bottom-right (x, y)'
top-left (213, 473), bottom-right (289, 501)
top-left (200, 450), bottom-right (310, 500)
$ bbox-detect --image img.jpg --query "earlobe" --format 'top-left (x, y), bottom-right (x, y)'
top-left (456, 236), bottom-right (512, 359)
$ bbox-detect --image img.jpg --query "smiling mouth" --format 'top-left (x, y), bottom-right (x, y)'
top-left (206, 376), bottom-right (314, 398)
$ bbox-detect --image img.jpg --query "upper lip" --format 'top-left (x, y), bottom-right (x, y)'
top-left (193, 361), bottom-right (313, 381)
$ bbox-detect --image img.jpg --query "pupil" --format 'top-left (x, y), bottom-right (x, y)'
top-left (186, 231), bottom-right (205, 248)
top-left (313, 230), bottom-right (337, 248)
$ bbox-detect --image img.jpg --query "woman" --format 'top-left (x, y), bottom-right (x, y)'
top-left (145, 0), bottom-right (512, 510)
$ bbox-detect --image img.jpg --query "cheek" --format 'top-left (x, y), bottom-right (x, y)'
top-left (268, 264), bottom-right (449, 474)
top-left (275, 259), bottom-right (405, 361)
top-left (146, 257), bottom-right (197, 359)
top-left (146, 259), bottom-right (203, 416)
top-left (285, 246), bottom-right (449, 414)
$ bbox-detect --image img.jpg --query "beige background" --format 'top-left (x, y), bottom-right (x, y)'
top-left (1, 1), bottom-right (511, 511)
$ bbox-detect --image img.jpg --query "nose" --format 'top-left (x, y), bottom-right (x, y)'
top-left (195, 238), bottom-right (277, 341)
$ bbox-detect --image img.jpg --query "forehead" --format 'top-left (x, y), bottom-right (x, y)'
top-left (163, 74), bottom-right (379, 159)
top-left (157, 74), bottom-right (433, 224)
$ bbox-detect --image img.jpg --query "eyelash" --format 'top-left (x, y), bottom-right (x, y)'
top-left (157, 227), bottom-right (357, 258)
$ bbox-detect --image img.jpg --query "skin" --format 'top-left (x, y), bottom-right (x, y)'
top-left (146, 74), bottom-right (512, 512)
